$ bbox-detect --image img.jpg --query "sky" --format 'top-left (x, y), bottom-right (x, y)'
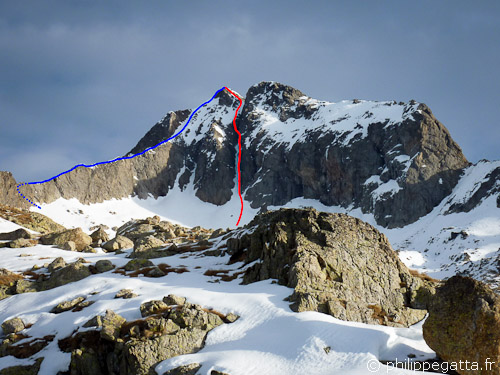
top-left (0, 1), bottom-right (499, 182)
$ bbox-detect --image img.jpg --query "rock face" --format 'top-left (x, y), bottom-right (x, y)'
top-left (423, 276), bottom-right (500, 375)
top-left (3, 82), bottom-right (470, 228)
top-left (228, 208), bottom-right (436, 327)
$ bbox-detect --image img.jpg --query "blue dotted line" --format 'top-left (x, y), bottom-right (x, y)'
top-left (17, 87), bottom-right (227, 209)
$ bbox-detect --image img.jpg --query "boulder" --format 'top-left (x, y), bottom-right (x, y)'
top-left (62, 241), bottom-right (77, 251)
top-left (102, 235), bottom-right (134, 252)
top-left (163, 363), bottom-right (202, 375)
top-left (47, 257), bottom-right (66, 273)
top-left (90, 227), bottom-right (109, 246)
top-left (232, 208), bottom-right (435, 327)
top-left (100, 310), bottom-right (126, 342)
top-left (140, 300), bottom-right (170, 317)
top-left (51, 297), bottom-right (86, 313)
top-left (123, 259), bottom-right (154, 271)
top-left (40, 228), bottom-right (92, 252)
top-left (95, 260), bottom-right (114, 273)
top-left (1, 317), bottom-right (25, 334)
top-left (0, 228), bottom-right (31, 241)
top-left (8, 238), bottom-right (36, 248)
top-left (114, 289), bottom-right (138, 299)
top-left (0, 357), bottom-right (43, 375)
top-left (41, 259), bottom-right (91, 290)
top-left (163, 294), bottom-right (186, 306)
top-left (423, 275), bottom-right (500, 375)
top-left (131, 235), bottom-right (165, 258)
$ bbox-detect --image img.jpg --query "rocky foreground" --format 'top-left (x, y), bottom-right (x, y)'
top-left (0, 207), bottom-right (499, 374)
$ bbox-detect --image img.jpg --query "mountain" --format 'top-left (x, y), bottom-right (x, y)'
top-left (6, 82), bottom-right (469, 227)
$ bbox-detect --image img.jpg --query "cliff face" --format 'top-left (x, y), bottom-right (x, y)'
top-left (5, 82), bottom-right (472, 228)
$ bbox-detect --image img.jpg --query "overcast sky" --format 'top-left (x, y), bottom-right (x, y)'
top-left (1, 1), bottom-right (499, 182)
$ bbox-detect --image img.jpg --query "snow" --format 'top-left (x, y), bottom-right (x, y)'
top-left (0, 215), bottom-right (435, 374)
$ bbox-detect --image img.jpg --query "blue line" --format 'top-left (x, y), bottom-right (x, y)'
top-left (17, 87), bottom-right (227, 208)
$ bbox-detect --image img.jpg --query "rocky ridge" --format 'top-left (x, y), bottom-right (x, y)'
top-left (2, 81), bottom-right (473, 228)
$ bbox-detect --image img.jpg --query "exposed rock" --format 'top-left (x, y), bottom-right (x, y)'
top-left (140, 300), bottom-right (170, 317)
top-left (147, 266), bottom-right (166, 277)
top-left (163, 363), bottom-right (202, 375)
top-left (100, 310), bottom-right (126, 342)
top-left (13, 279), bottom-right (37, 294)
top-left (0, 357), bottom-right (43, 375)
top-left (163, 294), bottom-right (186, 306)
top-left (115, 289), bottom-right (138, 299)
top-left (124, 259), bottom-right (154, 271)
top-left (0, 228), bottom-right (31, 241)
top-left (0, 204), bottom-right (65, 234)
top-left (95, 259), bottom-right (114, 273)
top-left (211, 371), bottom-right (230, 375)
top-left (102, 235), bottom-right (134, 252)
top-left (132, 235), bottom-right (165, 258)
top-left (40, 228), bottom-right (92, 252)
top-left (225, 313), bottom-right (239, 323)
top-left (1, 317), bottom-right (25, 334)
top-left (8, 238), bottom-right (37, 248)
top-left (41, 259), bottom-right (91, 290)
top-left (63, 299), bottom-right (230, 375)
top-left (47, 257), bottom-right (66, 273)
top-left (231, 208), bottom-right (435, 327)
top-left (62, 240), bottom-right (77, 251)
top-left (423, 275), bottom-right (500, 375)
top-left (90, 227), bottom-right (109, 247)
top-left (51, 297), bottom-right (86, 313)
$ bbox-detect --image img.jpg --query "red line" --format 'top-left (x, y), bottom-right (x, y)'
top-left (224, 87), bottom-right (244, 226)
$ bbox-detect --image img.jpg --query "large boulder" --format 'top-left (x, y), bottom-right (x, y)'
top-left (1, 317), bottom-right (25, 334)
top-left (423, 275), bottom-right (500, 375)
top-left (102, 235), bottom-right (134, 252)
top-left (131, 235), bottom-right (165, 258)
top-left (40, 228), bottom-right (92, 252)
top-left (0, 228), bottom-right (31, 241)
top-left (230, 208), bottom-right (436, 327)
top-left (41, 259), bottom-right (91, 290)
top-left (90, 227), bottom-right (109, 247)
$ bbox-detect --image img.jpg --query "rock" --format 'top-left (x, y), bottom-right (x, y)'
top-left (100, 310), bottom-right (126, 342)
top-left (102, 235), bottom-right (134, 252)
top-left (90, 227), bottom-right (109, 246)
top-left (132, 235), bottom-right (165, 258)
top-left (423, 275), bottom-right (500, 375)
top-left (47, 257), bottom-right (66, 273)
top-left (140, 300), bottom-right (170, 317)
top-left (163, 363), bottom-right (202, 375)
top-left (40, 228), bottom-right (92, 252)
top-left (209, 228), bottom-right (227, 239)
top-left (83, 315), bottom-right (103, 328)
top-left (41, 259), bottom-right (91, 290)
top-left (233, 208), bottom-right (435, 327)
top-left (51, 296), bottom-right (86, 313)
top-left (225, 313), bottom-right (239, 323)
top-left (1, 317), bottom-right (25, 334)
top-left (147, 267), bottom-right (165, 277)
top-left (211, 371), bottom-right (230, 375)
top-left (8, 238), bottom-right (36, 248)
top-left (124, 258), bottom-right (154, 271)
top-left (95, 260), bottom-right (114, 273)
top-left (0, 203), bottom-right (65, 234)
top-left (0, 357), bottom-right (43, 375)
top-left (14, 279), bottom-right (37, 294)
top-left (62, 240), bottom-right (77, 251)
top-left (163, 294), bottom-right (186, 306)
top-left (0, 228), bottom-right (31, 241)
top-left (115, 289), bottom-right (138, 299)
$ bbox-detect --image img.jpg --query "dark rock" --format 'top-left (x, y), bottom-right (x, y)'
top-left (95, 260), bottom-right (114, 273)
top-left (51, 297), bottom-right (86, 313)
top-left (115, 289), bottom-right (138, 299)
top-left (140, 300), bottom-right (170, 317)
top-left (132, 235), bottom-right (165, 258)
top-left (163, 363), bottom-right (201, 375)
top-left (47, 257), bottom-right (66, 273)
top-left (41, 259), bottom-right (91, 290)
top-left (423, 276), bottom-right (500, 375)
top-left (163, 294), bottom-right (186, 306)
top-left (123, 259), bottom-right (154, 271)
top-left (0, 228), bottom-right (31, 241)
top-left (90, 227), bottom-right (109, 247)
top-left (8, 238), bottom-right (37, 248)
top-left (0, 357), bottom-right (43, 375)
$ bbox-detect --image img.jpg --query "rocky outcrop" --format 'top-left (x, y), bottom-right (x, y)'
top-left (0, 228), bottom-right (31, 241)
top-left (423, 276), bottom-right (500, 375)
top-left (228, 208), bottom-right (436, 327)
top-left (1, 82), bottom-right (471, 228)
top-left (62, 298), bottom-right (236, 375)
top-left (1, 317), bottom-right (26, 334)
top-left (0, 204), bottom-right (65, 234)
top-left (103, 235), bottom-right (134, 252)
top-left (0, 172), bottom-right (28, 209)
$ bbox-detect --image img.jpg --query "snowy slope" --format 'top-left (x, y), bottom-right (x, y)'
top-left (0, 219), bottom-right (435, 375)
